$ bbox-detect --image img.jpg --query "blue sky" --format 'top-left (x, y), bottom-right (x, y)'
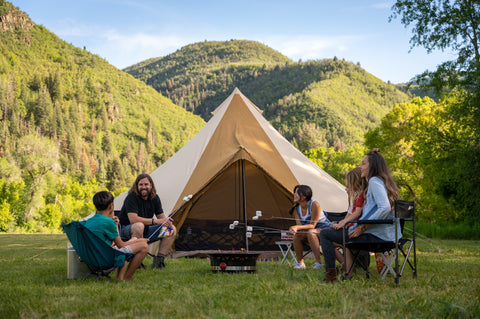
top-left (11, 0), bottom-right (455, 83)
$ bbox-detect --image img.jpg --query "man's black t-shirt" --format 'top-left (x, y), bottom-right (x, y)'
top-left (119, 192), bottom-right (164, 226)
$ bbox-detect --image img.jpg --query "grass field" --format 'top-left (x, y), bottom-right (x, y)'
top-left (0, 234), bottom-right (479, 318)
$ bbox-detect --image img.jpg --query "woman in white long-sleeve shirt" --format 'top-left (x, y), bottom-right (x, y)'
top-left (320, 148), bottom-right (400, 283)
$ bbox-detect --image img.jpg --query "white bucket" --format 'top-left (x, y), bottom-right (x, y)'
top-left (67, 243), bottom-right (90, 279)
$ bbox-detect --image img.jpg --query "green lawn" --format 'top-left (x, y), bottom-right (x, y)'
top-left (0, 234), bottom-right (478, 318)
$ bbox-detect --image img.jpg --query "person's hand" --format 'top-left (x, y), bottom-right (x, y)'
top-left (288, 225), bottom-right (298, 234)
top-left (332, 221), bottom-right (345, 230)
top-left (158, 217), bottom-right (173, 228)
top-left (348, 225), bottom-right (364, 239)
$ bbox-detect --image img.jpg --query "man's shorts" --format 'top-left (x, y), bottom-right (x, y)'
top-left (120, 224), bottom-right (162, 241)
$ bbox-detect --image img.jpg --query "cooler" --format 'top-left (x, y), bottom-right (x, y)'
top-left (67, 243), bottom-right (90, 279)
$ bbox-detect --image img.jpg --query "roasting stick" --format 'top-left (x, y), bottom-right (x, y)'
top-left (147, 194), bottom-right (193, 243)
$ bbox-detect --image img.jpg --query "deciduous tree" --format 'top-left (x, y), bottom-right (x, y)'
top-left (391, 0), bottom-right (480, 95)
top-left (16, 134), bottom-right (60, 222)
top-left (391, 0), bottom-right (480, 219)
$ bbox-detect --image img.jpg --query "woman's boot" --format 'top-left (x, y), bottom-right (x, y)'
top-left (324, 268), bottom-right (338, 283)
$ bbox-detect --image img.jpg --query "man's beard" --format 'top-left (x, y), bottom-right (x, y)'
top-left (140, 189), bottom-right (151, 198)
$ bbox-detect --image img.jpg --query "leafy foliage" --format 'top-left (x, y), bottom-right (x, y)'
top-left (365, 93), bottom-right (480, 222)
top-left (305, 145), bottom-right (367, 183)
top-left (390, 0), bottom-right (480, 221)
top-left (391, 0), bottom-right (480, 95)
top-left (365, 97), bottom-right (449, 221)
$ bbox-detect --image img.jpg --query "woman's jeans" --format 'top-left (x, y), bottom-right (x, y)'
top-left (320, 227), bottom-right (383, 268)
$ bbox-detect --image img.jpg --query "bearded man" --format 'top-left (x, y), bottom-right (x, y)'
top-left (119, 173), bottom-right (176, 269)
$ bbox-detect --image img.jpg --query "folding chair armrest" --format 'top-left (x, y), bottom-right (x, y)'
top-left (356, 219), bottom-right (394, 225)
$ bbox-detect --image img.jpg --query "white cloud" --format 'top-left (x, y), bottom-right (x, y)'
top-left (372, 1), bottom-right (394, 9)
top-left (52, 18), bottom-right (94, 37)
top-left (263, 35), bottom-right (366, 61)
top-left (49, 16), bottom-right (371, 68)
top-left (95, 30), bottom-right (196, 68)
top-left (50, 19), bottom-right (195, 68)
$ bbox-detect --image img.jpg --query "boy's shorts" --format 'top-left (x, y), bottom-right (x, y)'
top-left (113, 244), bottom-right (133, 254)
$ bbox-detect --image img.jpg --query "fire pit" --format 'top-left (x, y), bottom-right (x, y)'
top-left (208, 252), bottom-right (260, 273)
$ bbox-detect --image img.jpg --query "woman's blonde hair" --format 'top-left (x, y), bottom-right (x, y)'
top-left (346, 166), bottom-right (366, 205)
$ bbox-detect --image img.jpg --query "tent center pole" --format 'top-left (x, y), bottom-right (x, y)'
top-left (241, 158), bottom-right (248, 252)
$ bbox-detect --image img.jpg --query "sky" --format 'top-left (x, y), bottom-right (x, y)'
top-left (11, 0), bottom-right (455, 84)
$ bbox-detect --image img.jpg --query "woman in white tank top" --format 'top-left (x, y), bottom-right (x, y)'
top-left (288, 185), bottom-right (331, 269)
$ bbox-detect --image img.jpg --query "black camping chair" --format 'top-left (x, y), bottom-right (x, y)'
top-left (324, 211), bottom-right (370, 272)
top-left (326, 211), bottom-right (348, 224)
top-left (62, 221), bottom-right (133, 281)
top-left (342, 200), bottom-right (417, 285)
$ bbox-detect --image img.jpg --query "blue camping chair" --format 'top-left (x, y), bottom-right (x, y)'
top-left (62, 221), bottom-right (133, 281)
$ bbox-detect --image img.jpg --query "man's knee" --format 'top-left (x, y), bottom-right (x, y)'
top-left (131, 222), bottom-right (145, 237)
top-left (120, 224), bottom-right (132, 241)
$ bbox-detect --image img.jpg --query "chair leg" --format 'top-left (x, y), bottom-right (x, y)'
top-left (83, 271), bottom-right (94, 281)
top-left (399, 241), bottom-right (414, 276)
top-left (342, 249), bottom-right (360, 280)
top-left (355, 250), bottom-right (371, 278)
top-left (379, 252), bottom-right (397, 278)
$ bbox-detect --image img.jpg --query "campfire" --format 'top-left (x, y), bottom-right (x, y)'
top-left (208, 212), bottom-right (264, 273)
top-left (208, 249), bottom-right (259, 273)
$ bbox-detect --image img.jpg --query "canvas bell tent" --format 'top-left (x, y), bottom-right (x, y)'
top-left (114, 88), bottom-right (347, 251)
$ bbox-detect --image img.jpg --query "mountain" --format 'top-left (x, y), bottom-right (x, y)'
top-left (0, 1), bottom-right (205, 189)
top-left (125, 40), bottom-right (411, 150)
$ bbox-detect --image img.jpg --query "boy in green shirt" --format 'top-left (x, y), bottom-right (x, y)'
top-left (85, 191), bottom-right (149, 281)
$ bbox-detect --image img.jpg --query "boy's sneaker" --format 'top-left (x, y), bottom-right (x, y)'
top-left (293, 262), bottom-right (306, 269)
top-left (313, 262), bottom-right (323, 269)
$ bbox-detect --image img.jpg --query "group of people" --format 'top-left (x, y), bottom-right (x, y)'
top-left (87, 173), bottom-right (176, 281)
top-left (85, 147), bottom-right (398, 282)
top-left (287, 148), bottom-right (399, 283)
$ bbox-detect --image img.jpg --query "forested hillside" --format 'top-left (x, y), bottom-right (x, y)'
top-left (125, 40), bottom-right (410, 150)
top-left (1, 0), bottom-right (477, 233)
top-left (0, 2), bottom-right (205, 231)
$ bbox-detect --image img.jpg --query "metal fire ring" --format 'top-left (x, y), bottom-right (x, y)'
top-left (212, 265), bottom-right (256, 271)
